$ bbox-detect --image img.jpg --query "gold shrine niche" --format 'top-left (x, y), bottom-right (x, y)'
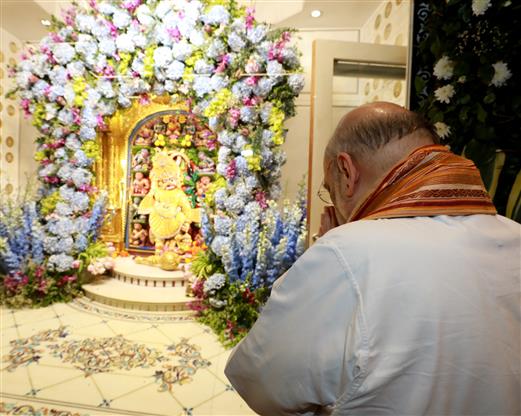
top-left (95, 96), bottom-right (217, 268)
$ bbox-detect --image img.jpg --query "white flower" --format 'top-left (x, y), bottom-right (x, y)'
top-left (153, 46), bottom-right (173, 68)
top-left (136, 4), bottom-right (154, 26)
top-left (112, 10), bottom-right (131, 28)
top-left (99, 38), bottom-right (116, 56)
top-left (203, 5), bottom-right (230, 25)
top-left (172, 40), bottom-right (192, 61)
top-left (433, 56), bottom-right (454, 80)
top-left (457, 76), bottom-right (467, 83)
top-left (434, 122), bottom-right (451, 139)
top-left (165, 60), bottom-right (185, 80)
top-left (434, 84), bottom-right (455, 104)
top-left (154, 1), bottom-right (172, 19)
top-left (490, 61), bottom-right (512, 87)
top-left (116, 33), bottom-right (135, 53)
top-left (472, 0), bottom-right (491, 16)
top-left (189, 29), bottom-right (205, 47)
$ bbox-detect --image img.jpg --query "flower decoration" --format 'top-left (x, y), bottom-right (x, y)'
top-left (3, 0), bottom-right (307, 326)
top-left (413, 0), bottom-right (520, 216)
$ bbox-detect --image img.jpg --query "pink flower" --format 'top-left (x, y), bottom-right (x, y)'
top-left (226, 159), bottom-right (237, 180)
top-left (72, 260), bottom-right (81, 269)
top-left (228, 108), bottom-right (240, 128)
top-left (72, 108), bottom-right (82, 125)
top-left (97, 113), bottom-right (107, 130)
top-left (50, 32), bottom-right (63, 43)
top-left (122, 0), bottom-right (141, 13)
top-left (167, 27), bottom-right (181, 41)
top-left (139, 94), bottom-right (150, 105)
top-left (245, 76), bottom-right (258, 86)
top-left (255, 191), bottom-right (268, 209)
top-left (106, 20), bottom-right (118, 37)
top-left (245, 8), bottom-right (255, 29)
top-left (21, 99), bottom-right (31, 116)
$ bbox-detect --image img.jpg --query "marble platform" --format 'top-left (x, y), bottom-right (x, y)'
top-left (82, 257), bottom-right (196, 313)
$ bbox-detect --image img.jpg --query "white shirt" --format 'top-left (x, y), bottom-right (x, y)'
top-left (225, 215), bottom-right (521, 415)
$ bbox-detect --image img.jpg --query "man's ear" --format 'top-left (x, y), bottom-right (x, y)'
top-left (336, 152), bottom-right (359, 197)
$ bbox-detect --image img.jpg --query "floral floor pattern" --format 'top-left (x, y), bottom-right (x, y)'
top-left (0, 299), bottom-right (256, 415)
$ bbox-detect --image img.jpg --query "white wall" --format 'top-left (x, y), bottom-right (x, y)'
top-left (0, 28), bottom-right (22, 198)
top-left (358, 0), bottom-right (411, 105)
top-left (280, 29), bottom-right (360, 201)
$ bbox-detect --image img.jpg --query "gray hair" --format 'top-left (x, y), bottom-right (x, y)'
top-left (326, 110), bottom-right (440, 160)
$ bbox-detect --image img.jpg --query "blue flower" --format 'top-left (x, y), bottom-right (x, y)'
top-left (74, 234), bottom-right (88, 251)
top-left (71, 168), bottom-right (92, 188)
top-left (214, 215), bottom-right (232, 236)
top-left (288, 73), bottom-right (305, 94)
top-left (79, 126), bottom-right (96, 141)
top-left (254, 77), bottom-right (275, 98)
top-left (247, 26), bottom-right (267, 44)
top-left (210, 236), bottom-right (230, 257)
top-left (70, 192), bottom-right (90, 212)
top-left (240, 106), bottom-right (257, 123)
top-left (228, 32), bottom-right (246, 52)
top-left (224, 194), bottom-right (245, 215)
top-left (48, 253), bottom-right (75, 272)
top-left (214, 189), bottom-right (227, 209)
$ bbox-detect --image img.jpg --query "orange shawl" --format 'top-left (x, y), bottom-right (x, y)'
top-left (350, 145), bottom-right (497, 222)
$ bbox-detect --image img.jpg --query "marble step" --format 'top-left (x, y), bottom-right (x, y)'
top-left (113, 256), bottom-right (191, 287)
top-left (82, 278), bottom-right (196, 312)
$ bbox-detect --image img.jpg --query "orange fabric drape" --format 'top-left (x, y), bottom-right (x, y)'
top-left (350, 145), bottom-right (497, 222)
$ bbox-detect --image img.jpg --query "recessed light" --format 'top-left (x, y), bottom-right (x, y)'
top-left (311, 9), bottom-right (322, 18)
top-left (41, 19), bottom-right (51, 27)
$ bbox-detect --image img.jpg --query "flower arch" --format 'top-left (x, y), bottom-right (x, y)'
top-left (2, 0), bottom-right (307, 325)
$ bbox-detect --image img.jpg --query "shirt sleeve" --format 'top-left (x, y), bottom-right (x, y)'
top-left (224, 239), bottom-right (360, 416)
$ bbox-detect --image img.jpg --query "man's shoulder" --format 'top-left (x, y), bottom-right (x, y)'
top-left (320, 214), bottom-right (519, 253)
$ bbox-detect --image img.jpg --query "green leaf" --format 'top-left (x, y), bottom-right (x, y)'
top-left (484, 93), bottom-right (496, 104)
top-left (476, 104), bottom-right (487, 123)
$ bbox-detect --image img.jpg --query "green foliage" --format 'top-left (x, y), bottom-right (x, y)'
top-left (197, 281), bottom-right (269, 348)
top-left (1, 263), bottom-right (82, 308)
top-left (190, 249), bottom-right (224, 279)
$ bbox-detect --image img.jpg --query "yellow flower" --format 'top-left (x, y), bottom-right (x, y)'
top-left (34, 151), bottom-right (46, 161)
top-left (269, 104), bottom-right (286, 146)
top-left (73, 77), bottom-right (88, 107)
top-left (185, 51), bottom-right (203, 67)
top-left (182, 66), bottom-right (195, 82)
top-left (118, 52), bottom-right (132, 75)
top-left (155, 134), bottom-right (166, 147)
top-left (144, 46), bottom-right (155, 78)
top-left (82, 141), bottom-right (101, 159)
top-left (204, 89), bottom-right (234, 118)
top-left (180, 134), bottom-right (192, 147)
top-left (31, 103), bottom-right (46, 128)
top-left (40, 191), bottom-right (62, 216)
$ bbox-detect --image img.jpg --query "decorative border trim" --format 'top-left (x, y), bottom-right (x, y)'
top-left (70, 297), bottom-right (195, 322)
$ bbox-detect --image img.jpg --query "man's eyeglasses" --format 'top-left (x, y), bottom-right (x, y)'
top-left (317, 181), bottom-right (333, 205)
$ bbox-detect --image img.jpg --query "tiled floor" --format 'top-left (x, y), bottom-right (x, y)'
top-left (0, 298), bottom-right (257, 416)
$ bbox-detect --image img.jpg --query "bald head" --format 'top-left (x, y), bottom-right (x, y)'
top-left (326, 102), bottom-right (439, 173)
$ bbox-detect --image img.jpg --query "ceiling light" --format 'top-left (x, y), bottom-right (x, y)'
top-left (310, 9), bottom-right (322, 18)
top-left (41, 19), bottom-right (51, 27)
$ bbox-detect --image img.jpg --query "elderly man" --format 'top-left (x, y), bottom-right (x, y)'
top-left (225, 102), bottom-right (520, 415)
